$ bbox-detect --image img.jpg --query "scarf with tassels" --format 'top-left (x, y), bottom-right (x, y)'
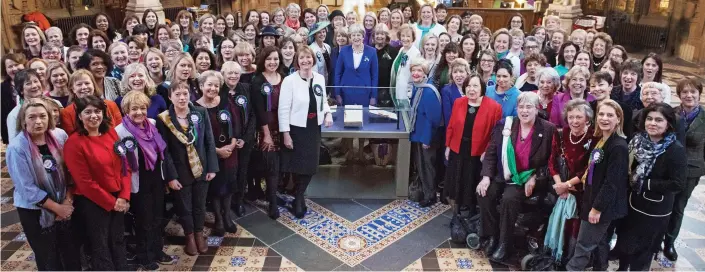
top-left (628, 132), bottom-right (676, 193)
top-left (23, 130), bottom-right (68, 229)
top-left (500, 117), bottom-right (535, 185)
top-left (158, 106), bottom-right (204, 178)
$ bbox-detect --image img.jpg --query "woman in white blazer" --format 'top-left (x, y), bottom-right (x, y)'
top-left (391, 24), bottom-right (421, 103)
top-left (113, 91), bottom-right (175, 268)
top-left (278, 46), bottom-right (333, 219)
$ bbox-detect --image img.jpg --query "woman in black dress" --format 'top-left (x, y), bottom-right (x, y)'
top-left (250, 47), bottom-right (286, 219)
top-left (195, 70), bottom-right (241, 236)
top-left (616, 103), bottom-right (686, 271)
top-left (278, 46), bottom-right (334, 218)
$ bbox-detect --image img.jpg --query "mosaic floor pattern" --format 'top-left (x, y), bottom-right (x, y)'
top-left (252, 197), bottom-right (450, 267)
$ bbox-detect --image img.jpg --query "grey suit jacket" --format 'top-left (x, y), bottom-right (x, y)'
top-left (675, 106), bottom-right (705, 178)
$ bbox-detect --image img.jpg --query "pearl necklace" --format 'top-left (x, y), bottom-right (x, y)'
top-left (569, 129), bottom-right (587, 145)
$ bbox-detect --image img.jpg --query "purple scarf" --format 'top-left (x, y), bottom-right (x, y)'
top-left (122, 116), bottom-right (167, 170)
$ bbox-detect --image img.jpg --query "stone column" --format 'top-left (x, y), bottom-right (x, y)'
top-left (545, 0), bottom-right (583, 33)
top-left (125, 0), bottom-right (166, 23)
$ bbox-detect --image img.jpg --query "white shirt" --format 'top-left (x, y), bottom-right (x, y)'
top-left (278, 72), bottom-right (332, 131)
top-left (353, 51), bottom-right (363, 69)
top-left (391, 46), bottom-right (421, 101)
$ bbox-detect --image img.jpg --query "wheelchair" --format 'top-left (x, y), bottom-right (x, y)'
top-left (461, 192), bottom-right (558, 270)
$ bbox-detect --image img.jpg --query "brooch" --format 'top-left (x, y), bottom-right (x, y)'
top-left (218, 109), bottom-right (231, 123)
top-left (114, 140), bottom-right (127, 156)
top-left (313, 84), bottom-right (323, 96)
top-left (364, 56), bottom-right (370, 62)
top-left (122, 136), bottom-right (138, 152)
top-left (401, 55), bottom-right (408, 67)
top-left (189, 112), bottom-right (201, 125)
top-left (584, 139), bottom-right (592, 150)
top-left (590, 148), bottom-right (605, 164)
top-left (42, 155), bottom-right (57, 173)
top-left (261, 83), bottom-right (273, 96)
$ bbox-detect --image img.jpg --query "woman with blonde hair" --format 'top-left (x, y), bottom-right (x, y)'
top-left (389, 9), bottom-right (404, 47)
top-left (59, 70), bottom-right (122, 134)
top-left (117, 63), bottom-right (167, 118)
top-left (7, 98), bottom-right (81, 271)
top-left (143, 48), bottom-right (167, 86)
top-left (47, 62), bottom-right (72, 107)
top-left (413, 4), bottom-right (446, 48)
top-left (166, 52), bottom-right (200, 103)
top-left (21, 24), bottom-right (47, 60)
top-left (234, 42), bottom-right (257, 84)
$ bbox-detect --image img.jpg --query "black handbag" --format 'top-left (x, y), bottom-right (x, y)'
top-left (319, 143), bottom-right (332, 165)
top-left (556, 132), bottom-right (570, 182)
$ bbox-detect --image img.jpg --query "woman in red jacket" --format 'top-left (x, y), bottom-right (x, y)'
top-left (64, 95), bottom-right (131, 270)
top-left (444, 73), bottom-right (502, 214)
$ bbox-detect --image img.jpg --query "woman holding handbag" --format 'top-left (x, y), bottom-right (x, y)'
top-left (545, 99), bottom-right (594, 263)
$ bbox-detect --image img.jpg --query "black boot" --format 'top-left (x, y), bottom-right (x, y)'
top-left (231, 193), bottom-right (246, 217)
top-left (490, 241), bottom-right (510, 262)
top-left (246, 177), bottom-right (265, 201)
top-left (211, 197), bottom-right (225, 237)
top-left (419, 197), bottom-right (437, 208)
top-left (291, 175), bottom-right (311, 219)
top-left (664, 238), bottom-right (678, 261)
top-left (266, 175), bottom-right (280, 220)
top-left (222, 194), bottom-right (238, 233)
top-left (483, 236), bottom-right (498, 256)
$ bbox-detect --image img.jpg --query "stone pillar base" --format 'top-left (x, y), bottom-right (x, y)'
top-left (125, 0), bottom-right (166, 23)
top-left (546, 3), bottom-right (583, 33)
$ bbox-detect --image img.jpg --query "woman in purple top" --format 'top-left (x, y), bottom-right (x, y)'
top-left (549, 66), bottom-right (595, 128)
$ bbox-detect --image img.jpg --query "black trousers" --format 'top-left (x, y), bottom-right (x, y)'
top-left (477, 182), bottom-right (524, 240)
top-left (667, 176), bottom-right (700, 242)
top-left (412, 142), bottom-right (437, 201)
top-left (17, 208), bottom-right (81, 271)
top-left (77, 196), bottom-right (127, 271)
top-left (132, 180), bottom-right (166, 264)
top-left (617, 250), bottom-right (654, 271)
top-left (172, 181), bottom-right (208, 234)
top-left (238, 142), bottom-right (255, 195)
top-left (566, 219), bottom-right (612, 271)
top-left (261, 151), bottom-right (281, 198)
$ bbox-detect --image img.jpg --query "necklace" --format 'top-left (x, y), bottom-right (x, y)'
top-left (569, 129), bottom-right (587, 144)
top-left (353, 46), bottom-right (364, 54)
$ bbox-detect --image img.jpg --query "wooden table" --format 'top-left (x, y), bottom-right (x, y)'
top-left (447, 7), bottom-right (537, 32)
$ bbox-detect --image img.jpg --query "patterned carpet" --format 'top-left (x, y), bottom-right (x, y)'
top-left (2, 60), bottom-right (705, 271)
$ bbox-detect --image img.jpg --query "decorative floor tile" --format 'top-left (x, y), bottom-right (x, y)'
top-left (253, 196), bottom-right (450, 266)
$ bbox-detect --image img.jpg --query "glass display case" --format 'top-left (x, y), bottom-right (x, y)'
top-left (312, 100), bottom-right (413, 198)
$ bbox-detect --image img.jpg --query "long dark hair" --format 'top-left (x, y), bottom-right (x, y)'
top-left (74, 95), bottom-right (112, 135)
top-left (76, 49), bottom-right (114, 77)
top-left (142, 9), bottom-right (159, 31)
top-left (642, 52), bottom-right (663, 82)
top-left (433, 42), bottom-right (461, 87)
top-left (557, 42), bottom-right (580, 66)
top-left (69, 23), bottom-right (92, 46)
top-left (459, 34), bottom-right (479, 69)
top-left (92, 12), bottom-right (118, 41)
top-left (216, 38), bottom-right (237, 69)
top-left (192, 48), bottom-right (217, 71)
top-left (87, 30), bottom-right (112, 51)
top-left (256, 46), bottom-right (283, 75)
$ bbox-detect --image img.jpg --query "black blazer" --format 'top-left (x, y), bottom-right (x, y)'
top-left (1, 80), bottom-right (16, 144)
top-left (156, 105), bottom-right (219, 186)
top-left (628, 140), bottom-right (686, 217)
top-left (674, 106), bottom-right (705, 178)
top-left (481, 117), bottom-right (556, 186)
top-left (580, 134), bottom-right (629, 222)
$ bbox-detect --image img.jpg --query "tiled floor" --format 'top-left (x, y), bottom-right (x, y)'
top-left (2, 57), bottom-right (705, 271)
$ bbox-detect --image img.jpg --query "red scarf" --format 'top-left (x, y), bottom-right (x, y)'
top-left (286, 18), bottom-right (300, 30)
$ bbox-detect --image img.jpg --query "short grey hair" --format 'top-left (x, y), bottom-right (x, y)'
top-left (198, 70), bottom-right (224, 87)
top-left (220, 61), bottom-right (242, 75)
top-left (537, 68), bottom-right (560, 88)
top-left (517, 91), bottom-right (540, 108)
top-left (525, 36), bottom-right (538, 44)
top-left (348, 23), bottom-right (365, 37)
top-left (562, 98), bottom-right (594, 123)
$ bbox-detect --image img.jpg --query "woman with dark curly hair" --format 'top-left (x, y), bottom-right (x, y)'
top-left (92, 12), bottom-right (119, 42)
top-left (433, 41), bottom-right (462, 91)
top-left (88, 30), bottom-right (111, 52)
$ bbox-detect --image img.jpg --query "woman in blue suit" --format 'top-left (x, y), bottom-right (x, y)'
top-left (441, 58), bottom-right (471, 127)
top-left (334, 23), bottom-right (379, 106)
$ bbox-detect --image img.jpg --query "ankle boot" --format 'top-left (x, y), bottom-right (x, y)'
top-left (491, 241), bottom-right (509, 262)
top-left (266, 175), bottom-right (280, 220)
top-left (291, 175), bottom-right (311, 219)
top-left (194, 232), bottom-right (208, 253)
top-left (184, 233), bottom-right (198, 256)
top-left (483, 236), bottom-right (498, 256)
top-left (212, 199), bottom-right (225, 237)
top-left (664, 238), bottom-right (678, 261)
top-left (222, 195), bottom-right (238, 233)
top-left (232, 193), bottom-right (246, 217)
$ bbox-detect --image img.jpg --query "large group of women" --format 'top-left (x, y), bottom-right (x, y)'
top-left (1, 2), bottom-right (702, 271)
